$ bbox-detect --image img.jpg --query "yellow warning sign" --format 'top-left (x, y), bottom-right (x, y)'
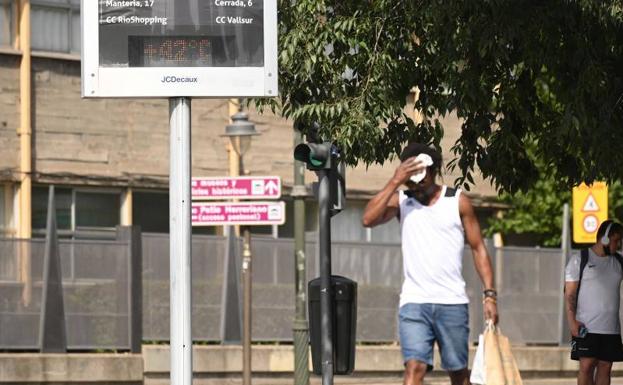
top-left (573, 182), bottom-right (608, 243)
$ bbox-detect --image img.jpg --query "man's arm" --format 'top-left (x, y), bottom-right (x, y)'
top-left (459, 193), bottom-right (498, 323)
top-left (362, 157), bottom-right (423, 227)
top-left (564, 280), bottom-right (582, 337)
top-left (362, 183), bottom-right (400, 228)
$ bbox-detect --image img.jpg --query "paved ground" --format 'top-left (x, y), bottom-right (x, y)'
top-left (147, 375), bottom-right (623, 385)
top-left (307, 376), bottom-right (623, 385)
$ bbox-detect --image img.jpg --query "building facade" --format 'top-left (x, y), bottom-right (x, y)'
top-left (0, 0), bottom-right (501, 243)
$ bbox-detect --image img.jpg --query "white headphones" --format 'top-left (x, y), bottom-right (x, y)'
top-left (601, 221), bottom-right (614, 246)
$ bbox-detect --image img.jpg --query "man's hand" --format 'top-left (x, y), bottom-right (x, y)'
top-left (569, 319), bottom-right (585, 338)
top-left (484, 300), bottom-right (499, 325)
top-left (391, 157), bottom-right (427, 186)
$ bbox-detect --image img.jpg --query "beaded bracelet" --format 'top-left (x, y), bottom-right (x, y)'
top-left (483, 297), bottom-right (497, 305)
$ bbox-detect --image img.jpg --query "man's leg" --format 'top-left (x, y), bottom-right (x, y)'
top-left (399, 304), bottom-right (435, 385)
top-left (430, 304), bottom-right (470, 384)
top-left (403, 359), bottom-right (428, 385)
top-left (447, 368), bottom-right (469, 385)
top-left (594, 360), bottom-right (612, 385)
top-left (578, 357), bottom-right (598, 385)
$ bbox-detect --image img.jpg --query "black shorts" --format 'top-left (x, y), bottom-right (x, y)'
top-left (571, 333), bottom-right (623, 362)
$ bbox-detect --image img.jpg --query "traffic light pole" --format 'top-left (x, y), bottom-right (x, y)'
top-left (317, 169), bottom-right (334, 385)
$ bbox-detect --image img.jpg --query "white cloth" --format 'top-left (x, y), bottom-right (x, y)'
top-left (565, 248), bottom-right (623, 334)
top-left (398, 186), bottom-right (469, 306)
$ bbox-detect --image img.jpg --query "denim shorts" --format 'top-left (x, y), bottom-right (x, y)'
top-left (398, 303), bottom-right (469, 371)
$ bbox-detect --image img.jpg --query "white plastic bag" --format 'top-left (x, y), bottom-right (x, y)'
top-left (470, 333), bottom-right (486, 384)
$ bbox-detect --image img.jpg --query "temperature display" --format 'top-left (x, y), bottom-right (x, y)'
top-left (128, 36), bottom-right (238, 67)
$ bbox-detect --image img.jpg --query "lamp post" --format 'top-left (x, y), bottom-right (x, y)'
top-left (222, 110), bottom-right (259, 385)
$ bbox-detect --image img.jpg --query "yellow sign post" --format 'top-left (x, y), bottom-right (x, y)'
top-left (572, 182), bottom-right (608, 243)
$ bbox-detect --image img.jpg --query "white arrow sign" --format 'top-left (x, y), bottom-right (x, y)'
top-left (265, 180), bottom-right (279, 195)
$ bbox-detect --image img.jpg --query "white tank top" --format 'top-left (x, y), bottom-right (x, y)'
top-left (398, 186), bottom-right (469, 306)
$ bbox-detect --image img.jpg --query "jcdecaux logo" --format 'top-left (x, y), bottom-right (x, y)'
top-left (161, 76), bottom-right (199, 83)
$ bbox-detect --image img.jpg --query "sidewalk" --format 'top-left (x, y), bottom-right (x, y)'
top-left (146, 375), bottom-right (623, 385)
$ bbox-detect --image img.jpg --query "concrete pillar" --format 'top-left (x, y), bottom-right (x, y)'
top-left (121, 188), bottom-right (133, 226)
top-left (17, 0), bottom-right (32, 307)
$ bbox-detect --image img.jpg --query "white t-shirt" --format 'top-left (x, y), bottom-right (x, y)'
top-left (398, 186), bottom-right (469, 306)
top-left (565, 248), bottom-right (623, 334)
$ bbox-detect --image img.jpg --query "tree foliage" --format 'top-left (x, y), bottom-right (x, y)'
top-left (258, 0), bottom-right (623, 193)
top-left (485, 179), bottom-right (623, 247)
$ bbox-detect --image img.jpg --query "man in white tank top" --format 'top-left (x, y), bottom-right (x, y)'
top-left (363, 143), bottom-right (498, 385)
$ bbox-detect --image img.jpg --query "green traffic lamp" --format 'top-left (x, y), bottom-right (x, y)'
top-left (293, 142), bottom-right (333, 170)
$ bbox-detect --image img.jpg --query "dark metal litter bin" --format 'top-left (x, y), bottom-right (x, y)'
top-left (308, 275), bottom-right (357, 375)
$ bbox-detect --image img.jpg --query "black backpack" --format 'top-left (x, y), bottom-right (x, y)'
top-left (575, 248), bottom-right (623, 298)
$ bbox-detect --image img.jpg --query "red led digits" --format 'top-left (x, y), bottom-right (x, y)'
top-left (199, 39), bottom-right (210, 61)
top-left (143, 42), bottom-right (158, 61)
top-left (174, 39), bottom-right (186, 61)
top-left (159, 38), bottom-right (211, 62)
top-left (159, 39), bottom-right (173, 60)
top-left (134, 36), bottom-right (213, 66)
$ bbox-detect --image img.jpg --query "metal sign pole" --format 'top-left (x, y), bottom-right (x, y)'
top-left (242, 227), bottom-right (253, 385)
top-left (318, 169), bottom-right (334, 385)
top-left (170, 97), bottom-right (192, 385)
top-left (558, 203), bottom-right (571, 345)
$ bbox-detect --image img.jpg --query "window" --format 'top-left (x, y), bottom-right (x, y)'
top-left (32, 186), bottom-right (72, 230)
top-left (133, 190), bottom-right (219, 235)
top-left (32, 186), bottom-right (121, 237)
top-left (31, 0), bottom-right (80, 54)
top-left (0, 187), bottom-right (4, 233)
top-left (0, 0), bottom-right (14, 47)
top-left (0, 185), bottom-right (9, 236)
top-left (75, 191), bottom-right (120, 228)
top-left (133, 191), bottom-right (169, 233)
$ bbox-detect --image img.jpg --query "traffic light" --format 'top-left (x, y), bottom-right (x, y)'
top-left (293, 142), bottom-right (334, 170)
top-left (294, 141), bottom-right (346, 216)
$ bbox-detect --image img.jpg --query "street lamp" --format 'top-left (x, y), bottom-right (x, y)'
top-left (222, 110), bottom-right (259, 385)
top-left (223, 111), bottom-right (260, 158)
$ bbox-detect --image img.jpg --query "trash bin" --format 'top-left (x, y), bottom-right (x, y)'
top-left (308, 275), bottom-right (357, 375)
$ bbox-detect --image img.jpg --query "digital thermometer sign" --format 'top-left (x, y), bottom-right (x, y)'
top-left (81, 0), bottom-right (277, 98)
top-left (128, 36), bottom-right (222, 67)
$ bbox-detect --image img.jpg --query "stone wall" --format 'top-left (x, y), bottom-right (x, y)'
top-left (0, 54), bottom-right (20, 178)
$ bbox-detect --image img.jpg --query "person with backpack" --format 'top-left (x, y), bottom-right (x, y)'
top-left (565, 219), bottom-right (623, 385)
top-left (362, 142), bottom-right (498, 385)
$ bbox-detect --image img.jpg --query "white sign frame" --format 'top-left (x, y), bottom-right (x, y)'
top-left (81, 0), bottom-right (278, 98)
top-left (192, 201), bottom-right (286, 226)
top-left (191, 176), bottom-right (281, 200)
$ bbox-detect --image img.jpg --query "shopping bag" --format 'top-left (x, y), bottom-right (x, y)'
top-left (470, 333), bottom-right (486, 384)
top-left (484, 323), bottom-right (506, 385)
top-left (480, 321), bottom-right (524, 385)
top-left (497, 332), bottom-right (523, 385)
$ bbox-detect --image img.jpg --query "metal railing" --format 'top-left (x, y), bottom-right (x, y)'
top-left (141, 234), bottom-right (568, 344)
top-left (0, 232), bottom-right (571, 350)
top-left (0, 228), bottom-right (140, 350)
